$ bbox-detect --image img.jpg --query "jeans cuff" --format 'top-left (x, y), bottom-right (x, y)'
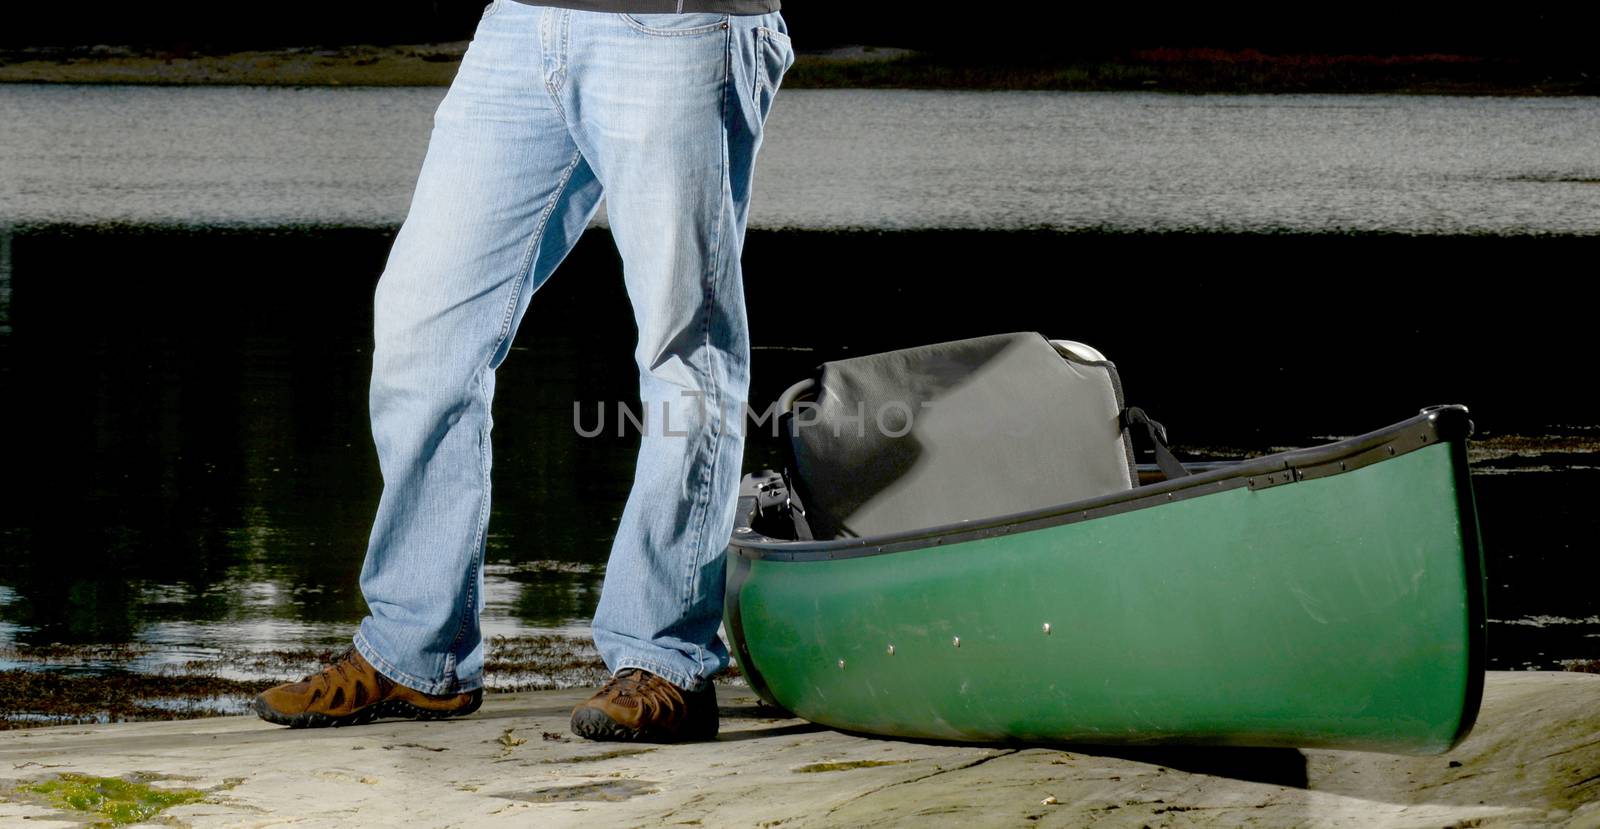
top-left (352, 630), bottom-right (483, 696)
top-left (613, 657), bottom-right (709, 693)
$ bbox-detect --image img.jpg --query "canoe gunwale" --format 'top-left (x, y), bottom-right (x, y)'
top-left (729, 405), bottom-right (1474, 562)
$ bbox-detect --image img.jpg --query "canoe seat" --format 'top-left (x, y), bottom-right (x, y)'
top-left (779, 331), bottom-right (1138, 540)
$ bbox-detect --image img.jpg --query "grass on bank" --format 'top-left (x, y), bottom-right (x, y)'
top-left (0, 43), bottom-right (1595, 94)
top-left (785, 47), bottom-right (1599, 95)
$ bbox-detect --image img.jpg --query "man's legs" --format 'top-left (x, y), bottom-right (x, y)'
top-left (551, 9), bottom-right (794, 722)
top-left (352, 0), bottom-right (604, 696)
top-left (254, 0), bottom-right (606, 726)
top-left (253, 1), bottom-right (794, 733)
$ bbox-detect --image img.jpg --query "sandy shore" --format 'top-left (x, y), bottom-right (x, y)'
top-left (0, 671), bottom-right (1595, 827)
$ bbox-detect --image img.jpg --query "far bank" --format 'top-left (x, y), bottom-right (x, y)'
top-left (1, 44), bottom-right (1596, 95)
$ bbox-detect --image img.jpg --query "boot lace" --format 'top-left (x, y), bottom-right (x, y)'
top-left (303, 645), bottom-right (362, 693)
top-left (603, 668), bottom-right (684, 718)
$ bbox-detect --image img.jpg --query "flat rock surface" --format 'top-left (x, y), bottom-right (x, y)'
top-left (0, 672), bottom-right (1595, 828)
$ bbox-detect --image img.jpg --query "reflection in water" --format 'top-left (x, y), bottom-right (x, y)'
top-left (0, 224), bottom-right (12, 334)
top-left (0, 226), bottom-right (1595, 678)
top-left (0, 227), bottom-right (691, 679)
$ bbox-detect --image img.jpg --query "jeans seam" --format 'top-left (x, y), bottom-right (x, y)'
top-left (754, 25), bottom-right (789, 48)
top-left (619, 13), bottom-right (728, 37)
top-left (438, 368), bottom-right (491, 673)
top-left (543, 10), bottom-right (570, 119)
top-left (615, 656), bottom-right (700, 692)
top-left (752, 28), bottom-right (765, 99)
top-left (561, 11), bottom-right (571, 98)
top-left (439, 147), bottom-right (585, 678)
top-left (674, 26), bottom-right (733, 682)
top-left (354, 629), bottom-right (484, 695)
top-left (497, 150), bottom-right (583, 349)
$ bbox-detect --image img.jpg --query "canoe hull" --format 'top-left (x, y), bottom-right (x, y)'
top-left (725, 408), bottom-right (1484, 753)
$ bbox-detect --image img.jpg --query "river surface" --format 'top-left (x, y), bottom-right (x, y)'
top-left (2, 86), bottom-right (1598, 232)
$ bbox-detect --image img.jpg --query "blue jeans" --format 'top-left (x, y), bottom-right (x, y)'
top-left (351, 1), bottom-right (794, 695)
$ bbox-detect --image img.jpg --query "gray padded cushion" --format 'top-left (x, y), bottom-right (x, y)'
top-left (789, 332), bottom-right (1136, 540)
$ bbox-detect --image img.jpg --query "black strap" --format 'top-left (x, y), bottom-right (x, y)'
top-left (750, 467), bottom-right (815, 541)
top-left (781, 469), bottom-right (815, 540)
top-left (774, 411), bottom-right (816, 540)
top-left (1122, 407), bottom-right (1190, 481)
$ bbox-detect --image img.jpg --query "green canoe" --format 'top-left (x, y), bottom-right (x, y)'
top-left (723, 334), bottom-right (1484, 754)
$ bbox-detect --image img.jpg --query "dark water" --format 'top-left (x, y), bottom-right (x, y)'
top-left (0, 225), bottom-right (1596, 679)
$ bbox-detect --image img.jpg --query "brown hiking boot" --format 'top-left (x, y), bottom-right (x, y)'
top-left (570, 668), bottom-right (718, 742)
top-left (253, 645), bottom-right (482, 728)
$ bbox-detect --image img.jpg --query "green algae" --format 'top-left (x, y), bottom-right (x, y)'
top-left (497, 779), bottom-right (660, 803)
top-left (540, 747), bottom-right (657, 764)
top-left (18, 772), bottom-right (206, 827)
top-left (793, 760), bottom-right (910, 773)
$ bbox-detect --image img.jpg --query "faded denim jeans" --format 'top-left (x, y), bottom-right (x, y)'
top-left (352, 1), bottom-right (794, 695)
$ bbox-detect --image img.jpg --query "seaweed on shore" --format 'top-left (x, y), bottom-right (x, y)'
top-left (0, 635), bottom-right (747, 729)
top-left (0, 670), bottom-right (272, 729)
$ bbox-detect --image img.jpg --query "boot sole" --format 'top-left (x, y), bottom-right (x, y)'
top-left (253, 691), bottom-right (483, 729)
top-left (569, 706), bottom-right (718, 743)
